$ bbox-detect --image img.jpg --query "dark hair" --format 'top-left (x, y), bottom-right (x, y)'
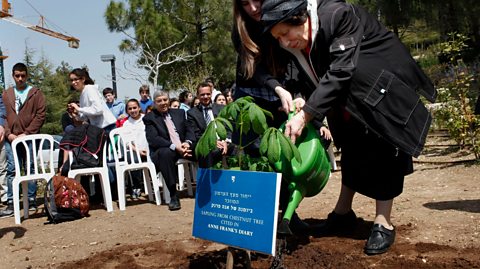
top-left (205, 77), bottom-right (215, 85)
top-left (170, 97), bottom-right (179, 103)
top-left (12, 62), bottom-right (28, 74)
top-left (102, 87), bottom-right (114, 96)
top-left (282, 9), bottom-right (308, 26)
top-left (196, 82), bottom-right (212, 93)
top-left (69, 68), bottom-right (95, 91)
top-left (126, 98), bottom-right (140, 108)
top-left (70, 68), bottom-right (94, 84)
top-left (191, 97), bottom-right (199, 108)
top-left (179, 90), bottom-right (191, 103)
top-left (139, 85), bottom-right (150, 94)
top-left (214, 93), bottom-right (226, 103)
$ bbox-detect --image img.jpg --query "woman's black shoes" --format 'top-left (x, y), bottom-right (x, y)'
top-left (364, 224), bottom-right (395, 255)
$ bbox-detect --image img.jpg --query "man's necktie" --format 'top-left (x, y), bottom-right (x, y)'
top-left (163, 114), bottom-right (182, 148)
top-left (204, 107), bottom-right (212, 125)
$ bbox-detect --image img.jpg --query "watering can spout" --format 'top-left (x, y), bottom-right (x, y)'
top-left (274, 116), bottom-right (331, 233)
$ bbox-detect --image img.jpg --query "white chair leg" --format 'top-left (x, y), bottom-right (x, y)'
top-left (12, 180), bottom-right (21, 225)
top-left (177, 164), bottom-right (185, 191)
top-left (142, 170), bottom-right (149, 196)
top-left (22, 181), bottom-right (29, 221)
top-left (117, 169), bottom-right (126, 211)
top-left (99, 173), bottom-right (114, 212)
top-left (152, 177), bottom-right (161, 206)
top-left (143, 169), bottom-right (153, 202)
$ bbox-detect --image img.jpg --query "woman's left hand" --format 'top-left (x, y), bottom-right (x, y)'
top-left (285, 111), bottom-right (307, 144)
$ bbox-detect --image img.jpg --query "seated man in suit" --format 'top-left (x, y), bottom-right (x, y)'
top-left (143, 90), bottom-right (194, 211)
top-left (187, 82), bottom-right (233, 168)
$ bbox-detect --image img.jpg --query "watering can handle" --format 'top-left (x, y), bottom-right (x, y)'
top-left (288, 103), bottom-right (296, 121)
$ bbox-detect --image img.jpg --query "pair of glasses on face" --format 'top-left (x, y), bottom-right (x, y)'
top-left (69, 77), bottom-right (82, 82)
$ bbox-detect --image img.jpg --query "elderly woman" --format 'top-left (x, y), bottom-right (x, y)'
top-left (260, 0), bottom-right (436, 254)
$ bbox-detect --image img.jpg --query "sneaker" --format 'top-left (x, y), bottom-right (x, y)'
top-left (28, 199), bottom-right (37, 212)
top-left (133, 188), bottom-right (142, 199)
top-left (131, 189), bottom-right (141, 200)
top-left (0, 203), bottom-right (13, 218)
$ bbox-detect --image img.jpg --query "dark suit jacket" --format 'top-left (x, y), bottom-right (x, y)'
top-left (143, 108), bottom-right (194, 158)
top-left (186, 103), bottom-right (225, 150)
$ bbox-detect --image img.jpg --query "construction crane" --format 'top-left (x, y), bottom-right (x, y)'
top-left (0, 0), bottom-right (80, 49)
top-left (0, 0), bottom-right (80, 88)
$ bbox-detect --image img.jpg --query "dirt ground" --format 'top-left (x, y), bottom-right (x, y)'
top-left (1, 131), bottom-right (479, 269)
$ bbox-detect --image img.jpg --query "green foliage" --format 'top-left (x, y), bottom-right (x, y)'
top-left (437, 33), bottom-right (471, 63)
top-left (195, 97), bottom-right (301, 171)
top-left (104, 0), bottom-right (235, 90)
top-left (431, 34), bottom-right (480, 158)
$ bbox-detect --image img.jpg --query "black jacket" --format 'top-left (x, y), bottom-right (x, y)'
top-left (143, 109), bottom-right (194, 160)
top-left (186, 103), bottom-right (225, 151)
top-left (282, 0), bottom-right (436, 157)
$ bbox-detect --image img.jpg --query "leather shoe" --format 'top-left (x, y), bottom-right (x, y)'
top-left (313, 210), bottom-right (357, 235)
top-left (168, 196), bottom-right (181, 211)
top-left (364, 224), bottom-right (395, 255)
top-left (289, 212), bottom-right (310, 233)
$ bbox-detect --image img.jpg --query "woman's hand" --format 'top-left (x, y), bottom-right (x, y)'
top-left (274, 86), bottom-right (293, 114)
top-left (293, 98), bottom-right (305, 113)
top-left (285, 111), bottom-right (307, 144)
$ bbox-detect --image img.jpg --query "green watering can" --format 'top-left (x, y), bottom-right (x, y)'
top-left (274, 115), bottom-right (331, 234)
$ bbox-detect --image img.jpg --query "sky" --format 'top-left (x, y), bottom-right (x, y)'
top-left (0, 0), bottom-right (147, 100)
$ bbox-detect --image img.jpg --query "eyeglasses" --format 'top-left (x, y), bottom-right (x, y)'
top-left (69, 77), bottom-right (82, 82)
top-left (14, 74), bottom-right (26, 78)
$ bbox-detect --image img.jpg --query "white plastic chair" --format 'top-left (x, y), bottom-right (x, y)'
top-left (160, 159), bottom-right (197, 204)
top-left (12, 134), bottom-right (55, 224)
top-left (176, 158), bottom-right (196, 197)
top-left (109, 127), bottom-right (162, 210)
top-left (67, 142), bottom-right (114, 212)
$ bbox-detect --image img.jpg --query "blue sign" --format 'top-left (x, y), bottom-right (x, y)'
top-left (192, 168), bottom-right (281, 255)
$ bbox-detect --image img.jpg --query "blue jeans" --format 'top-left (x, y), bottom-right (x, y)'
top-left (5, 140), bottom-right (37, 202)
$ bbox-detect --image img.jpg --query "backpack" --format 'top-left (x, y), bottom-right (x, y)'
top-left (60, 124), bottom-right (107, 169)
top-left (44, 175), bottom-right (90, 224)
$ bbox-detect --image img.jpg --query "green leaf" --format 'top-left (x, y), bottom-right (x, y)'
top-left (216, 117), bottom-right (233, 132)
top-left (214, 119), bottom-right (227, 140)
top-left (267, 130), bottom-right (280, 163)
top-left (259, 128), bottom-right (272, 156)
top-left (292, 141), bottom-right (302, 164)
top-left (241, 111), bottom-right (251, 134)
top-left (277, 130), bottom-right (293, 161)
top-left (250, 105), bottom-right (267, 135)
